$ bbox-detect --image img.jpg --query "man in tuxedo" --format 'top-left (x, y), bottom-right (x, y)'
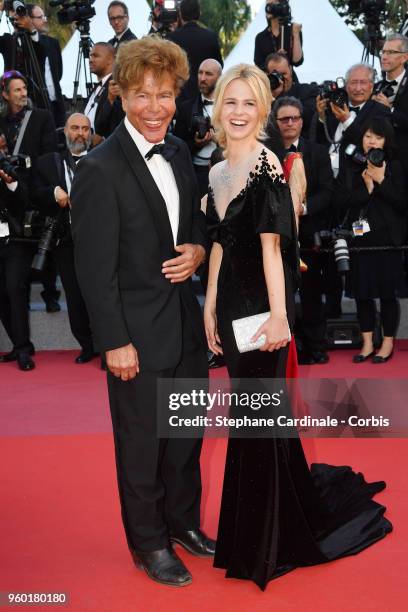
top-left (315, 63), bottom-right (391, 178)
top-left (28, 4), bottom-right (65, 128)
top-left (372, 33), bottom-right (408, 174)
top-left (0, 1), bottom-right (48, 108)
top-left (168, 0), bottom-right (223, 101)
top-left (107, 1), bottom-right (137, 49)
top-left (32, 113), bottom-right (95, 365)
top-left (0, 71), bottom-right (57, 370)
top-left (272, 97), bottom-right (334, 364)
top-left (84, 42), bottom-right (124, 141)
top-left (71, 37), bottom-right (213, 587)
top-left (266, 52), bottom-right (318, 136)
top-left (174, 58), bottom-right (222, 197)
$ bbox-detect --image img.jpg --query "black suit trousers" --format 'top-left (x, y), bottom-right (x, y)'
top-left (51, 243), bottom-right (93, 351)
top-left (298, 250), bottom-right (327, 353)
top-left (107, 302), bottom-right (208, 552)
top-left (0, 240), bottom-right (35, 353)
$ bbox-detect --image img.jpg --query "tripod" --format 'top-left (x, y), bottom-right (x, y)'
top-left (13, 29), bottom-right (51, 110)
top-left (72, 20), bottom-right (94, 110)
top-left (361, 21), bottom-right (383, 66)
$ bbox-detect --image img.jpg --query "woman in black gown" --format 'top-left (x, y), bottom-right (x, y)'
top-left (204, 64), bottom-right (392, 591)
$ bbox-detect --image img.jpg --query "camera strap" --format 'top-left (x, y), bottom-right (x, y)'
top-left (12, 110), bottom-right (32, 156)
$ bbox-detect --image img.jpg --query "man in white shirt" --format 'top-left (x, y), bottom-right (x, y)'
top-left (71, 36), bottom-right (213, 588)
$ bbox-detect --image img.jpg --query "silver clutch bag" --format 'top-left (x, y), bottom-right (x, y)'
top-left (232, 312), bottom-right (291, 353)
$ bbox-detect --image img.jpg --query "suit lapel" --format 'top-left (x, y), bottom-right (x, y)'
top-left (116, 122), bottom-right (175, 250)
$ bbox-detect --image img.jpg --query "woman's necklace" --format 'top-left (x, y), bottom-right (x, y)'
top-left (219, 147), bottom-right (261, 188)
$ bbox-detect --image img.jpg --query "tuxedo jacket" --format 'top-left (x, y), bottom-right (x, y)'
top-left (296, 137), bottom-right (334, 242)
top-left (389, 69), bottom-right (408, 172)
top-left (108, 28), bottom-right (137, 48)
top-left (174, 93), bottom-right (206, 155)
top-left (0, 108), bottom-right (57, 181)
top-left (0, 180), bottom-right (28, 237)
top-left (0, 32), bottom-right (45, 72)
top-left (91, 76), bottom-right (125, 138)
top-left (71, 122), bottom-right (208, 369)
top-left (39, 34), bottom-right (64, 109)
top-left (168, 22), bottom-right (223, 100)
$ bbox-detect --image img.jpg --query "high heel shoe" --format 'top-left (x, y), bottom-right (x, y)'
top-left (372, 351), bottom-right (394, 364)
top-left (352, 350), bottom-right (374, 363)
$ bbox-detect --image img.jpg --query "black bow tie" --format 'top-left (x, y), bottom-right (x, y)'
top-left (285, 144), bottom-right (297, 154)
top-left (145, 142), bottom-right (179, 161)
top-left (203, 99), bottom-right (214, 106)
top-left (71, 155), bottom-right (84, 162)
top-left (349, 105), bottom-right (361, 114)
top-left (385, 79), bottom-right (398, 87)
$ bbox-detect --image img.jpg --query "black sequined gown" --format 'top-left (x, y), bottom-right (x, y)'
top-left (206, 149), bottom-right (392, 591)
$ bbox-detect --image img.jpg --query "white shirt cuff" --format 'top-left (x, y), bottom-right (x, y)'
top-left (6, 181), bottom-right (18, 192)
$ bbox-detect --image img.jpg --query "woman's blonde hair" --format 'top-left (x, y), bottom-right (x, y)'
top-left (212, 64), bottom-right (273, 151)
top-left (113, 36), bottom-right (189, 95)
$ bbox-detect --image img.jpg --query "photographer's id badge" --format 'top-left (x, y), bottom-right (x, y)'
top-left (352, 219), bottom-right (370, 236)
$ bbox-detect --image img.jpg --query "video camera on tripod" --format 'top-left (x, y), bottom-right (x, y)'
top-left (49, 0), bottom-right (95, 25)
top-left (150, 0), bottom-right (180, 37)
top-left (348, 0), bottom-right (387, 61)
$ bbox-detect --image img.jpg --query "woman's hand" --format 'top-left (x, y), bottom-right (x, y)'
top-left (204, 307), bottom-right (223, 355)
top-left (366, 161), bottom-right (386, 185)
top-left (362, 168), bottom-right (374, 194)
top-left (251, 315), bottom-right (290, 352)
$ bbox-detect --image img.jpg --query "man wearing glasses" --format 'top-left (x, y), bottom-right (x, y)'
top-left (372, 33), bottom-right (408, 174)
top-left (107, 1), bottom-right (137, 49)
top-left (28, 4), bottom-right (65, 127)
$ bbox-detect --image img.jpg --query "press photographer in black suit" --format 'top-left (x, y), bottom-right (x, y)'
top-left (71, 37), bottom-right (213, 587)
top-left (107, 1), bottom-right (137, 49)
top-left (32, 113), bottom-right (95, 365)
top-left (266, 52), bottom-right (318, 135)
top-left (315, 63), bottom-right (390, 179)
top-left (168, 0), bottom-right (223, 101)
top-left (0, 70), bottom-right (57, 370)
top-left (27, 4), bottom-right (65, 128)
top-left (269, 97), bottom-right (334, 365)
top-left (254, 0), bottom-right (303, 73)
top-left (174, 58), bottom-right (221, 197)
top-left (372, 33), bottom-right (408, 174)
top-left (83, 42), bottom-right (124, 142)
top-left (334, 118), bottom-right (407, 364)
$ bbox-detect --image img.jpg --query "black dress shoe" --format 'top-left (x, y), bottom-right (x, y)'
top-left (208, 352), bottom-right (225, 369)
top-left (17, 353), bottom-right (35, 371)
top-left (75, 349), bottom-right (98, 364)
top-left (0, 346), bottom-right (35, 362)
top-left (311, 351), bottom-right (329, 364)
top-left (372, 351), bottom-right (393, 364)
top-left (45, 299), bottom-right (61, 313)
top-left (131, 546), bottom-right (192, 587)
top-left (170, 528), bottom-right (216, 557)
top-left (297, 351), bottom-right (316, 365)
top-left (353, 351), bottom-right (374, 363)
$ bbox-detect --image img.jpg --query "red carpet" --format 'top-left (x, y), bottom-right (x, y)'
top-left (1, 347), bottom-right (408, 611)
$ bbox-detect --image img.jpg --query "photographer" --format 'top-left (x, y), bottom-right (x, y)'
top-left (372, 33), bottom-right (408, 174)
top-left (315, 63), bottom-right (390, 178)
top-left (0, 133), bottom-right (35, 370)
top-left (268, 97), bottom-right (334, 365)
top-left (334, 118), bottom-right (407, 364)
top-left (266, 52), bottom-right (318, 135)
top-left (107, 1), bottom-right (137, 49)
top-left (32, 113), bottom-right (95, 364)
top-left (0, 1), bottom-right (48, 109)
top-left (254, 0), bottom-right (303, 74)
top-left (174, 58), bottom-right (221, 197)
top-left (167, 0), bottom-right (222, 101)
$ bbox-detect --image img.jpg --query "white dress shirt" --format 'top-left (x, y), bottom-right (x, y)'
top-left (328, 102), bottom-right (366, 177)
top-left (84, 73), bottom-right (111, 130)
top-left (124, 117), bottom-right (180, 245)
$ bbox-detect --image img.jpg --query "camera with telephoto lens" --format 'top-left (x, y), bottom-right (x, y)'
top-left (265, 0), bottom-right (292, 25)
top-left (268, 70), bottom-right (285, 91)
top-left (156, 0), bottom-right (179, 25)
top-left (345, 144), bottom-right (386, 167)
top-left (314, 228), bottom-right (352, 273)
top-left (4, 1), bottom-right (27, 16)
top-left (319, 78), bottom-right (348, 108)
top-left (49, 0), bottom-right (95, 25)
top-left (0, 152), bottom-right (31, 181)
top-left (31, 210), bottom-right (64, 272)
top-left (192, 114), bottom-right (211, 139)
